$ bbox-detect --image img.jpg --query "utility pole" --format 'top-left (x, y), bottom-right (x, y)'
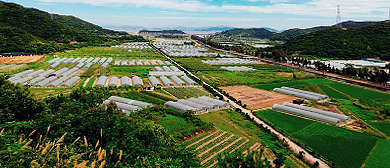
top-left (50, 8), bottom-right (54, 20)
top-left (336, 5), bottom-right (341, 28)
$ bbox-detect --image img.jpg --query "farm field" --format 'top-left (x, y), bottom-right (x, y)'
top-left (220, 85), bottom-right (297, 110)
top-left (0, 64), bottom-right (27, 72)
top-left (366, 122), bottom-right (390, 136)
top-left (56, 46), bottom-right (162, 59)
top-left (0, 55), bottom-right (45, 63)
top-left (364, 139), bottom-right (390, 168)
top-left (157, 114), bottom-right (200, 139)
top-left (256, 108), bottom-right (381, 168)
top-left (173, 58), bottom-right (218, 71)
top-left (109, 65), bottom-right (153, 77)
top-left (30, 88), bottom-right (73, 99)
top-left (163, 87), bottom-right (210, 99)
top-left (252, 79), bottom-right (332, 91)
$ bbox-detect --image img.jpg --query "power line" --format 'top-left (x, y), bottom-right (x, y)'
top-left (50, 8), bottom-right (54, 20)
top-left (336, 5), bottom-right (341, 28)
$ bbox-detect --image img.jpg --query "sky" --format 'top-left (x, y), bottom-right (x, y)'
top-left (6, 0), bottom-right (390, 31)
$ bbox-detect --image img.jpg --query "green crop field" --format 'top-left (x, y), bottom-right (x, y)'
top-left (109, 66), bottom-right (153, 77)
top-left (56, 46), bottom-right (163, 59)
top-left (255, 109), bottom-right (315, 135)
top-left (327, 83), bottom-right (390, 100)
top-left (366, 122), bottom-right (390, 136)
top-left (175, 88), bottom-right (199, 98)
top-left (294, 122), bottom-right (379, 168)
top-left (317, 84), bottom-right (348, 99)
top-left (187, 87), bottom-right (211, 97)
top-left (364, 140), bottom-right (390, 168)
top-left (157, 114), bottom-right (199, 139)
top-left (345, 104), bottom-right (378, 120)
top-left (86, 78), bottom-right (96, 87)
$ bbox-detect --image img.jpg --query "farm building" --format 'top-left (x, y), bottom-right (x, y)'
top-left (143, 61), bottom-right (151, 65)
top-left (84, 62), bottom-right (93, 69)
top-left (162, 66), bottom-right (172, 72)
top-left (171, 76), bottom-right (185, 86)
top-left (63, 58), bottom-right (74, 64)
top-left (91, 57), bottom-right (100, 63)
top-left (13, 76), bottom-right (33, 84)
top-left (177, 99), bottom-right (209, 113)
top-left (108, 76), bottom-right (118, 86)
top-left (62, 76), bottom-right (80, 87)
top-left (108, 96), bottom-right (152, 108)
top-left (157, 61), bottom-right (165, 65)
top-left (49, 62), bottom-right (60, 68)
top-left (150, 61), bottom-right (157, 65)
top-left (164, 61), bottom-right (172, 65)
top-left (103, 100), bottom-right (141, 114)
top-left (181, 76), bottom-right (196, 85)
top-left (27, 69), bottom-right (45, 77)
top-left (28, 76), bottom-right (45, 85)
top-left (159, 76), bottom-right (173, 86)
top-left (170, 66), bottom-right (180, 72)
top-left (273, 88), bottom-right (326, 101)
top-left (132, 76), bottom-right (142, 86)
top-left (35, 76), bottom-right (57, 87)
top-left (114, 61), bottom-right (120, 65)
top-left (76, 63), bottom-right (84, 68)
top-left (148, 76), bottom-right (162, 86)
top-left (199, 96), bottom-right (230, 108)
top-left (121, 76), bottom-right (130, 86)
top-left (273, 104), bottom-right (342, 125)
top-left (136, 61), bottom-right (143, 65)
top-left (121, 61), bottom-right (128, 65)
top-left (188, 98), bottom-right (218, 109)
top-left (85, 57), bottom-right (94, 63)
top-left (96, 76), bottom-right (108, 86)
top-left (49, 76), bottom-right (69, 87)
top-left (46, 58), bottom-right (60, 64)
top-left (78, 58), bottom-right (87, 63)
top-left (128, 61), bottom-right (135, 65)
top-left (106, 57), bottom-right (113, 64)
top-left (12, 69), bottom-right (34, 77)
top-left (155, 66), bottom-right (163, 71)
top-left (61, 67), bottom-right (79, 77)
top-left (282, 102), bottom-right (350, 121)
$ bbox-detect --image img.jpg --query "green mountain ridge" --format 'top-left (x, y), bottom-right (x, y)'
top-left (283, 21), bottom-right (390, 60)
top-left (216, 21), bottom-right (378, 41)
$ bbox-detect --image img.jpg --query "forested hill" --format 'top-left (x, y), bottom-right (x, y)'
top-left (283, 21), bottom-right (390, 60)
top-left (31, 9), bottom-right (128, 36)
top-left (216, 21), bottom-right (378, 40)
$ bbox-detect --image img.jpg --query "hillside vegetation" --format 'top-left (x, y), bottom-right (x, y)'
top-left (283, 21), bottom-right (390, 60)
top-left (217, 21), bottom-right (377, 41)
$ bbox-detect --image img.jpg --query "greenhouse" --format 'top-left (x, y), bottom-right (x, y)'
top-left (169, 66), bottom-right (180, 72)
top-left (28, 76), bottom-right (45, 85)
top-left (155, 66), bottom-right (163, 71)
top-left (164, 101), bottom-right (196, 112)
top-left (181, 76), bottom-right (196, 85)
top-left (272, 104), bottom-right (342, 125)
top-left (99, 57), bottom-right (107, 64)
top-left (71, 57), bottom-right (81, 64)
top-left (114, 61), bottom-right (120, 65)
top-left (63, 58), bottom-right (74, 64)
top-left (171, 76), bottom-right (185, 86)
top-left (61, 67), bottom-right (79, 77)
top-left (78, 57), bottom-right (87, 63)
top-left (136, 61), bottom-right (143, 65)
top-left (91, 57), bottom-right (100, 63)
top-left (108, 76), bottom-right (118, 86)
top-left (12, 69), bottom-right (34, 77)
top-left (49, 76), bottom-right (69, 87)
top-left (273, 88), bottom-right (323, 101)
top-left (143, 61), bottom-right (151, 65)
top-left (85, 57), bottom-right (94, 63)
top-left (159, 76), bottom-right (173, 86)
top-left (199, 96), bottom-right (230, 108)
top-left (177, 99), bottom-right (208, 113)
top-left (35, 76), bottom-right (57, 87)
top-left (54, 67), bottom-right (69, 76)
top-left (27, 69), bottom-right (45, 77)
top-left (157, 61), bottom-right (165, 65)
top-left (39, 69), bottom-right (55, 77)
top-left (128, 61), bottom-right (135, 65)
top-left (103, 100), bottom-right (141, 114)
top-left (188, 98), bottom-right (218, 109)
top-left (13, 76), bottom-right (33, 84)
top-left (101, 63), bottom-right (109, 68)
top-left (150, 61), bottom-right (157, 65)
top-left (281, 87), bottom-right (329, 100)
top-left (132, 76), bottom-right (142, 86)
top-left (50, 62), bottom-right (60, 68)
top-left (108, 96), bottom-right (153, 108)
top-left (84, 62), bottom-right (93, 69)
top-left (282, 102), bottom-right (350, 121)
top-left (76, 63), bottom-right (84, 68)
top-left (96, 76), bottom-right (108, 86)
top-left (46, 58), bottom-right (60, 64)
top-left (121, 76), bottom-right (130, 86)
top-left (164, 61), bottom-right (172, 65)
top-left (63, 76), bottom-right (80, 87)
top-left (149, 71), bottom-right (185, 76)
top-left (162, 66), bottom-right (172, 72)
top-left (148, 76), bottom-right (162, 86)
top-left (121, 61), bottom-right (128, 65)
top-left (106, 57), bottom-right (113, 64)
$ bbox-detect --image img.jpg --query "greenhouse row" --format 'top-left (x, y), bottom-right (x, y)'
top-left (149, 71), bottom-right (186, 76)
top-left (95, 76), bottom-right (143, 87)
top-left (282, 102), bottom-right (350, 121)
top-left (273, 87), bottom-right (329, 101)
top-left (114, 60), bottom-right (169, 66)
top-left (164, 96), bottom-right (230, 114)
top-left (154, 66), bottom-right (181, 72)
top-left (46, 57), bottom-right (113, 68)
top-left (273, 103), bottom-right (346, 125)
top-left (148, 75), bottom-right (196, 87)
top-left (221, 66), bottom-right (257, 72)
top-left (202, 58), bottom-right (258, 65)
top-left (103, 96), bottom-right (153, 114)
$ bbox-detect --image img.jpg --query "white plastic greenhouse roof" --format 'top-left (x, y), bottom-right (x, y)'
top-left (71, 57), bottom-right (81, 64)
top-left (164, 101), bottom-right (196, 112)
top-left (148, 76), bottom-right (162, 86)
top-left (121, 76), bottom-right (130, 86)
top-left (159, 76), bottom-right (173, 86)
top-left (132, 76), bottom-right (142, 86)
top-left (35, 76), bottom-right (57, 87)
top-left (101, 63), bottom-right (109, 68)
top-left (99, 58), bottom-right (107, 64)
top-left (63, 76), bottom-right (80, 87)
top-left (96, 76), bottom-right (108, 86)
top-left (39, 69), bottom-right (55, 77)
top-left (108, 76), bottom-right (118, 86)
top-left (49, 76), bottom-right (69, 86)
top-left (273, 88), bottom-right (324, 101)
top-left (282, 102), bottom-right (350, 121)
top-left (54, 67), bottom-right (69, 76)
top-left (108, 96), bottom-right (152, 108)
top-left (171, 76), bottom-right (184, 86)
top-left (181, 76), bottom-right (196, 85)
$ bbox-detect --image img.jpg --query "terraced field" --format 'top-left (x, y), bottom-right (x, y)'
top-left (184, 129), bottom-right (266, 168)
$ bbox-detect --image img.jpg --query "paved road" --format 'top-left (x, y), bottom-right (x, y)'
top-left (151, 43), bottom-right (330, 168)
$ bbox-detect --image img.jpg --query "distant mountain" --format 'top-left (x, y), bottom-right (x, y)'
top-left (283, 21), bottom-right (390, 60)
top-left (216, 21), bottom-right (379, 40)
top-left (32, 9), bottom-right (128, 36)
top-left (139, 30), bottom-right (186, 34)
top-left (193, 26), bottom-right (235, 32)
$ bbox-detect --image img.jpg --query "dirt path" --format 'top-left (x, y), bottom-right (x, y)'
top-left (198, 134), bottom-right (235, 158)
top-left (196, 132), bottom-right (227, 151)
top-left (83, 78), bottom-right (90, 87)
top-left (202, 137), bottom-right (243, 166)
top-left (187, 130), bottom-right (221, 148)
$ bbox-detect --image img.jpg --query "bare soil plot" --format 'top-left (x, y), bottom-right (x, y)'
top-left (0, 55), bottom-right (45, 63)
top-left (221, 85), bottom-right (297, 110)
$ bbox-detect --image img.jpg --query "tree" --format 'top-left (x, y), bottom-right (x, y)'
top-left (217, 148), bottom-right (272, 168)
